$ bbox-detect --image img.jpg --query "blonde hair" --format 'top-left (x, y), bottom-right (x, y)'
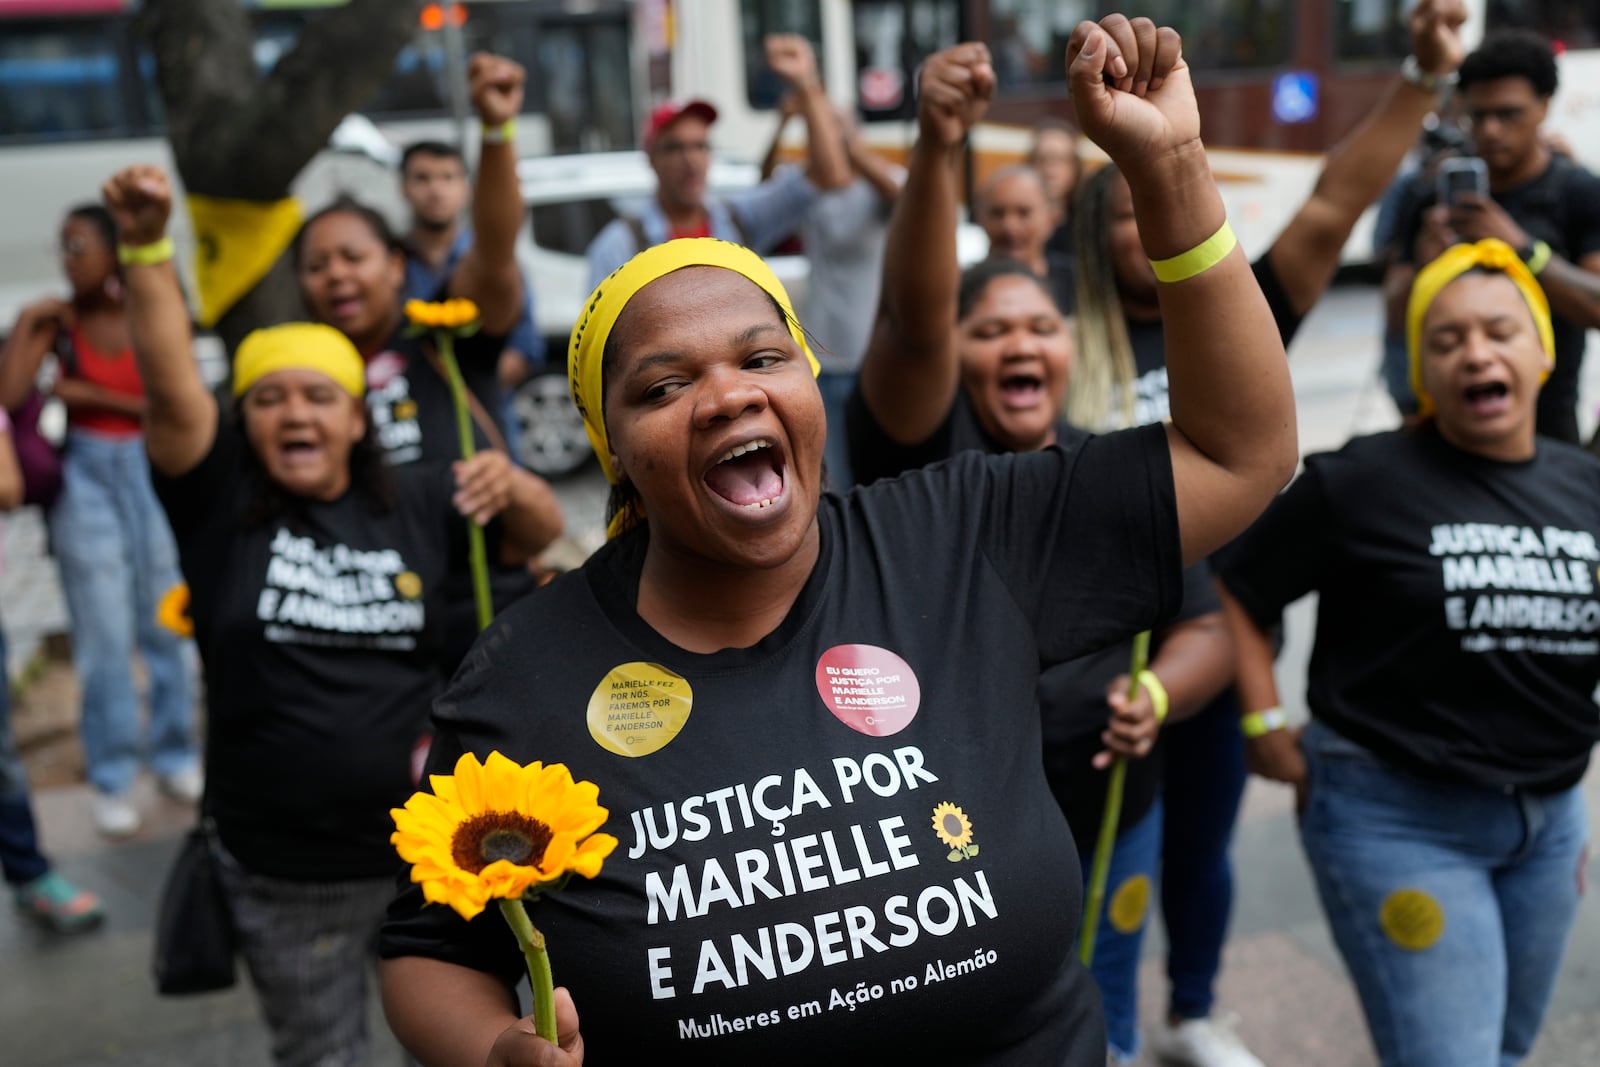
top-left (1067, 164), bottom-right (1136, 430)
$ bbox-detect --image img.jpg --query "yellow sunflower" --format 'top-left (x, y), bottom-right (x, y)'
top-left (404, 297), bottom-right (480, 330)
top-left (391, 751), bottom-right (618, 920)
top-left (932, 801), bottom-right (974, 849)
top-left (156, 582), bottom-right (193, 638)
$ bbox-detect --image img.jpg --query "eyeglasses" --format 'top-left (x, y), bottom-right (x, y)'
top-left (1468, 105), bottom-right (1531, 127)
top-left (654, 139), bottom-right (711, 158)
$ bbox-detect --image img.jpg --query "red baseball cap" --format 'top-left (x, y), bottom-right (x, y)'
top-left (643, 99), bottom-right (718, 151)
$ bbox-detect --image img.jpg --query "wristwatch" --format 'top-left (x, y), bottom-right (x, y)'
top-left (1401, 55), bottom-right (1458, 93)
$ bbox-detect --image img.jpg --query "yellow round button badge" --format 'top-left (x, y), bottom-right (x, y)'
top-left (587, 662), bottom-right (693, 757)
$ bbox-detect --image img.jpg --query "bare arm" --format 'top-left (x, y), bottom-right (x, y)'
top-left (847, 129), bottom-right (905, 204)
top-left (1069, 18), bottom-right (1297, 565)
top-left (449, 452), bottom-right (564, 567)
top-left (1097, 610), bottom-right (1233, 765)
top-left (759, 105), bottom-right (794, 182)
top-left (856, 44), bottom-right (993, 446)
top-left (1265, 0), bottom-right (1466, 317)
top-left (380, 956), bottom-right (583, 1067)
top-left (102, 166), bottom-right (217, 477)
top-left (767, 35), bottom-right (850, 192)
top-left (0, 300), bottom-right (68, 410)
top-left (1519, 250), bottom-right (1600, 330)
top-left (448, 54), bottom-right (526, 337)
top-left (1219, 584), bottom-right (1307, 793)
top-left (0, 421), bottom-right (23, 511)
top-left (53, 378), bottom-right (147, 420)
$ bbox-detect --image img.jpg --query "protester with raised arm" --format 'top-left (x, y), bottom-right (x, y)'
top-left (104, 162), bottom-right (560, 1067)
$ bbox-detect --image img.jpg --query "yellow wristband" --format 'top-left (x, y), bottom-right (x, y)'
top-left (117, 236), bottom-right (175, 266)
top-left (1525, 239), bottom-right (1552, 276)
top-left (481, 119), bottom-right (516, 145)
top-left (1134, 669), bottom-right (1170, 724)
top-left (1240, 707), bottom-right (1289, 739)
top-left (1148, 220), bottom-right (1237, 284)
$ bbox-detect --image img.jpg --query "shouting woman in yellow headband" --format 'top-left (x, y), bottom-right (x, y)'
top-left (1407, 237), bottom-right (1555, 455)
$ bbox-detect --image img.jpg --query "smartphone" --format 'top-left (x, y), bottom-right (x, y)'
top-left (1437, 157), bottom-right (1488, 207)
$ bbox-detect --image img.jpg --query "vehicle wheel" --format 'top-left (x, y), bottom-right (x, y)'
top-left (511, 369), bottom-right (593, 480)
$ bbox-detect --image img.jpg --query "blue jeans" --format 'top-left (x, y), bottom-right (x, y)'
top-left (818, 371), bottom-right (857, 491)
top-left (0, 621), bottom-right (50, 885)
top-left (1299, 720), bottom-right (1588, 1067)
top-left (1080, 799), bottom-right (1164, 1061)
top-left (1160, 688), bottom-right (1248, 1020)
top-left (50, 429), bottom-right (196, 796)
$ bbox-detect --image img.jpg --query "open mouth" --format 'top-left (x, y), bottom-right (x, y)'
top-left (278, 439), bottom-right (323, 466)
top-left (999, 371), bottom-right (1045, 409)
top-left (704, 437), bottom-right (787, 510)
top-left (1463, 381), bottom-right (1509, 414)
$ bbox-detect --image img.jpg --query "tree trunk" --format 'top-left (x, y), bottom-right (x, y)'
top-left (139, 0), bottom-right (426, 348)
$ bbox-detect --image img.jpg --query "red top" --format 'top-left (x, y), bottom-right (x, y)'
top-left (66, 326), bottom-right (144, 437)
top-left (669, 218), bottom-right (713, 240)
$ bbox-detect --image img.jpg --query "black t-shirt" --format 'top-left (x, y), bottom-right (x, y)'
top-left (846, 385), bottom-right (1214, 843)
top-left (1110, 254), bottom-right (1304, 428)
top-left (381, 427), bottom-right (1182, 1065)
top-left (1216, 425), bottom-right (1600, 792)
top-left (364, 326), bottom-right (504, 468)
top-left (1047, 249), bottom-right (1077, 316)
top-left (1395, 156), bottom-right (1600, 442)
top-left (153, 428), bottom-right (469, 880)
top-left (846, 388), bottom-right (1080, 489)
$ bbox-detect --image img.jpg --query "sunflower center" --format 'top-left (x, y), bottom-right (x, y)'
top-left (942, 814), bottom-right (964, 837)
top-left (450, 811), bottom-right (553, 874)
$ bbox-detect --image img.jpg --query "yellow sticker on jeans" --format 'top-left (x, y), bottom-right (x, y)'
top-left (1108, 874), bottom-right (1151, 934)
top-left (1379, 888), bottom-right (1445, 951)
top-left (587, 662), bottom-right (693, 757)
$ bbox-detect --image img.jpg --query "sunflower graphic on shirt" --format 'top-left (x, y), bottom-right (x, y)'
top-left (932, 801), bottom-right (978, 861)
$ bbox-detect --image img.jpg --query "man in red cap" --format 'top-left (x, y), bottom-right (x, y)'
top-left (586, 33), bottom-right (850, 288)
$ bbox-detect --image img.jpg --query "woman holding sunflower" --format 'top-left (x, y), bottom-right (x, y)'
top-left (101, 163), bottom-right (562, 1067)
top-left (379, 19), bottom-right (1295, 1066)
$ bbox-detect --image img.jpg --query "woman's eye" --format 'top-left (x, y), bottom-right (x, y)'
top-left (746, 351), bottom-right (784, 369)
top-left (643, 381), bottom-right (682, 401)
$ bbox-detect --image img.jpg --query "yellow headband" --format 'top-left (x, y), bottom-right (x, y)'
top-left (1406, 239), bottom-right (1554, 418)
top-left (568, 237), bottom-right (819, 491)
top-left (233, 322), bottom-right (366, 399)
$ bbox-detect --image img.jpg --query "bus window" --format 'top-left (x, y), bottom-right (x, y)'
top-left (981, 0), bottom-right (1293, 87)
top-left (533, 17), bottom-right (634, 153)
top-left (853, 0), bottom-right (962, 120)
top-left (1488, 0), bottom-right (1600, 45)
top-left (739, 0), bottom-right (825, 109)
top-left (0, 23), bottom-right (133, 142)
top-left (1333, 0), bottom-right (1410, 62)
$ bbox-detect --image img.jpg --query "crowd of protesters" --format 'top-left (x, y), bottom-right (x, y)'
top-left (2, 5), bottom-right (1597, 1067)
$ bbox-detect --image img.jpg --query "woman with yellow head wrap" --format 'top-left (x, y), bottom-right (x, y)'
top-left (381, 21), bottom-right (1303, 1065)
top-left (1217, 240), bottom-right (1600, 1066)
top-left (101, 164), bottom-right (563, 1067)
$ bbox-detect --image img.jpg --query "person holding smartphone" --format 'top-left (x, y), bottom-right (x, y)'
top-left (1387, 28), bottom-right (1600, 445)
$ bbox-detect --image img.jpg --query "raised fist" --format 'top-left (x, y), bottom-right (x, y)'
top-left (469, 52), bottom-right (525, 128)
top-left (916, 44), bottom-right (995, 150)
top-left (101, 165), bottom-right (174, 247)
top-left (1066, 16), bottom-right (1195, 176)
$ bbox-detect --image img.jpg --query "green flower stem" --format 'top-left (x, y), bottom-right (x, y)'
top-left (435, 331), bottom-right (493, 632)
top-left (1079, 628), bottom-right (1150, 967)
top-left (499, 898), bottom-right (557, 1044)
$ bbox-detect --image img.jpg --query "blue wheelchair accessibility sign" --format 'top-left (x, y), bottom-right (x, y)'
top-left (1272, 71), bottom-right (1319, 125)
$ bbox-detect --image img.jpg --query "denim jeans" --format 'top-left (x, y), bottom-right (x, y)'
top-left (50, 429), bottom-right (196, 796)
top-left (1159, 688), bottom-right (1249, 1020)
top-left (1299, 720), bottom-right (1588, 1067)
top-left (0, 621), bottom-right (50, 885)
top-left (817, 371), bottom-right (857, 492)
top-left (1080, 799), bottom-right (1164, 1061)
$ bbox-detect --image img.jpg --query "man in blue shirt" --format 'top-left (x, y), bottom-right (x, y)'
top-left (584, 33), bottom-right (851, 289)
top-left (399, 140), bottom-right (543, 462)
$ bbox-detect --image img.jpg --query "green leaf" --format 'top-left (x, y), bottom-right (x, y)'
top-left (966, 845), bottom-right (979, 858)
top-left (948, 849), bottom-right (964, 862)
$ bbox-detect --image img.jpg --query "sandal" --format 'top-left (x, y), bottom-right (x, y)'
top-left (13, 871), bottom-right (105, 934)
